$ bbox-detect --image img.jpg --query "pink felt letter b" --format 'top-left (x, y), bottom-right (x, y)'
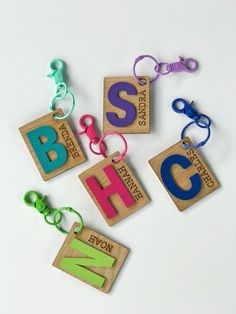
top-left (85, 165), bottom-right (135, 219)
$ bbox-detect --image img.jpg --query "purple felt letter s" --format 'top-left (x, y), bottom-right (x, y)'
top-left (106, 82), bottom-right (137, 127)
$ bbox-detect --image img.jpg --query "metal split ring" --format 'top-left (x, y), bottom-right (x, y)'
top-left (181, 120), bottom-right (211, 149)
top-left (53, 207), bottom-right (84, 234)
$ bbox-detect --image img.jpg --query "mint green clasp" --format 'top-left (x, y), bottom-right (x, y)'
top-left (48, 59), bottom-right (65, 85)
top-left (47, 59), bottom-right (75, 120)
top-left (23, 191), bottom-right (84, 234)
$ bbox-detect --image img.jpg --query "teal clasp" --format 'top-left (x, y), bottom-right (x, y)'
top-left (47, 59), bottom-right (75, 120)
top-left (47, 59), bottom-right (65, 85)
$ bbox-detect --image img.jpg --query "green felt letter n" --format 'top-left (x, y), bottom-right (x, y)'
top-left (60, 238), bottom-right (115, 288)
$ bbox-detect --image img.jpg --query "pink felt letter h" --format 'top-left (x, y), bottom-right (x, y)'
top-left (85, 165), bottom-right (135, 219)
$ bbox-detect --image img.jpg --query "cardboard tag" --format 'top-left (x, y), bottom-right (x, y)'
top-left (79, 152), bottom-right (149, 226)
top-left (19, 109), bottom-right (86, 180)
top-left (149, 137), bottom-right (219, 211)
top-left (53, 222), bottom-right (129, 293)
top-left (103, 76), bottom-right (150, 134)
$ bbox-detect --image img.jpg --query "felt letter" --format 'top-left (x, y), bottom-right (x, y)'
top-left (60, 238), bottom-right (115, 288)
top-left (86, 165), bottom-right (135, 219)
top-left (27, 125), bottom-right (67, 173)
top-left (160, 154), bottom-right (201, 200)
top-left (106, 82), bottom-right (137, 127)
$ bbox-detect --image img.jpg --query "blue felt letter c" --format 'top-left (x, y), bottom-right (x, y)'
top-left (160, 154), bottom-right (201, 200)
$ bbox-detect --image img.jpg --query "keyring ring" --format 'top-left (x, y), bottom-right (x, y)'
top-left (133, 55), bottom-right (160, 85)
top-left (55, 82), bottom-right (67, 100)
top-left (50, 90), bottom-right (75, 120)
top-left (44, 208), bottom-right (63, 226)
top-left (99, 131), bottom-right (128, 163)
top-left (195, 114), bottom-right (211, 129)
top-left (155, 62), bottom-right (171, 75)
top-left (53, 207), bottom-right (84, 234)
top-left (89, 140), bottom-right (107, 156)
top-left (181, 120), bottom-right (211, 149)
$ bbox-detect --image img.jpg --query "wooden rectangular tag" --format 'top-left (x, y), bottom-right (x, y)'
top-left (19, 109), bottom-right (86, 181)
top-left (53, 222), bottom-right (129, 293)
top-left (103, 76), bottom-right (150, 134)
top-left (149, 137), bottom-right (219, 211)
top-left (79, 152), bottom-right (149, 226)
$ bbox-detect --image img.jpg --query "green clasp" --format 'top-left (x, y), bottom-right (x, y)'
top-left (47, 59), bottom-right (65, 85)
top-left (23, 191), bottom-right (84, 234)
top-left (24, 191), bottom-right (48, 214)
top-left (23, 191), bottom-right (62, 226)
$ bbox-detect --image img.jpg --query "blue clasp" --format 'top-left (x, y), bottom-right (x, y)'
top-left (172, 98), bottom-right (201, 120)
top-left (171, 98), bottom-right (212, 149)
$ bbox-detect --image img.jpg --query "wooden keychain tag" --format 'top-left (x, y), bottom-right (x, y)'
top-left (103, 76), bottom-right (150, 134)
top-left (53, 222), bottom-right (129, 293)
top-left (149, 137), bottom-right (219, 211)
top-left (79, 152), bottom-right (149, 226)
top-left (19, 109), bottom-right (86, 180)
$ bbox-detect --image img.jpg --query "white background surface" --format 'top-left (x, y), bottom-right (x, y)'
top-left (0, 1), bottom-right (235, 313)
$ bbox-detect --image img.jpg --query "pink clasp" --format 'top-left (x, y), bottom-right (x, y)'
top-left (79, 114), bottom-right (99, 144)
top-left (79, 114), bottom-right (107, 156)
top-left (78, 115), bottom-right (128, 162)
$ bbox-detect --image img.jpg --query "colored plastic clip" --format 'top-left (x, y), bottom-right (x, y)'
top-left (24, 191), bottom-right (62, 226)
top-left (47, 59), bottom-right (65, 85)
top-left (133, 55), bottom-right (198, 85)
top-left (47, 59), bottom-right (75, 120)
top-left (172, 98), bottom-right (201, 120)
top-left (23, 191), bottom-right (84, 234)
top-left (171, 98), bottom-right (211, 149)
top-left (79, 115), bottom-right (100, 144)
top-left (24, 191), bottom-right (49, 214)
top-left (160, 57), bottom-right (198, 74)
top-left (79, 114), bottom-right (107, 156)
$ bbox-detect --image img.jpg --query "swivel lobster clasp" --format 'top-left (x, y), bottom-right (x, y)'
top-left (172, 98), bottom-right (200, 120)
top-left (23, 191), bottom-right (83, 234)
top-left (78, 114), bottom-right (107, 156)
top-left (171, 98), bottom-right (212, 149)
top-left (79, 114), bottom-right (100, 144)
top-left (47, 59), bottom-right (75, 120)
top-left (168, 57), bottom-right (198, 73)
top-left (47, 59), bottom-right (65, 85)
top-left (133, 54), bottom-right (198, 84)
top-left (24, 191), bottom-right (48, 214)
